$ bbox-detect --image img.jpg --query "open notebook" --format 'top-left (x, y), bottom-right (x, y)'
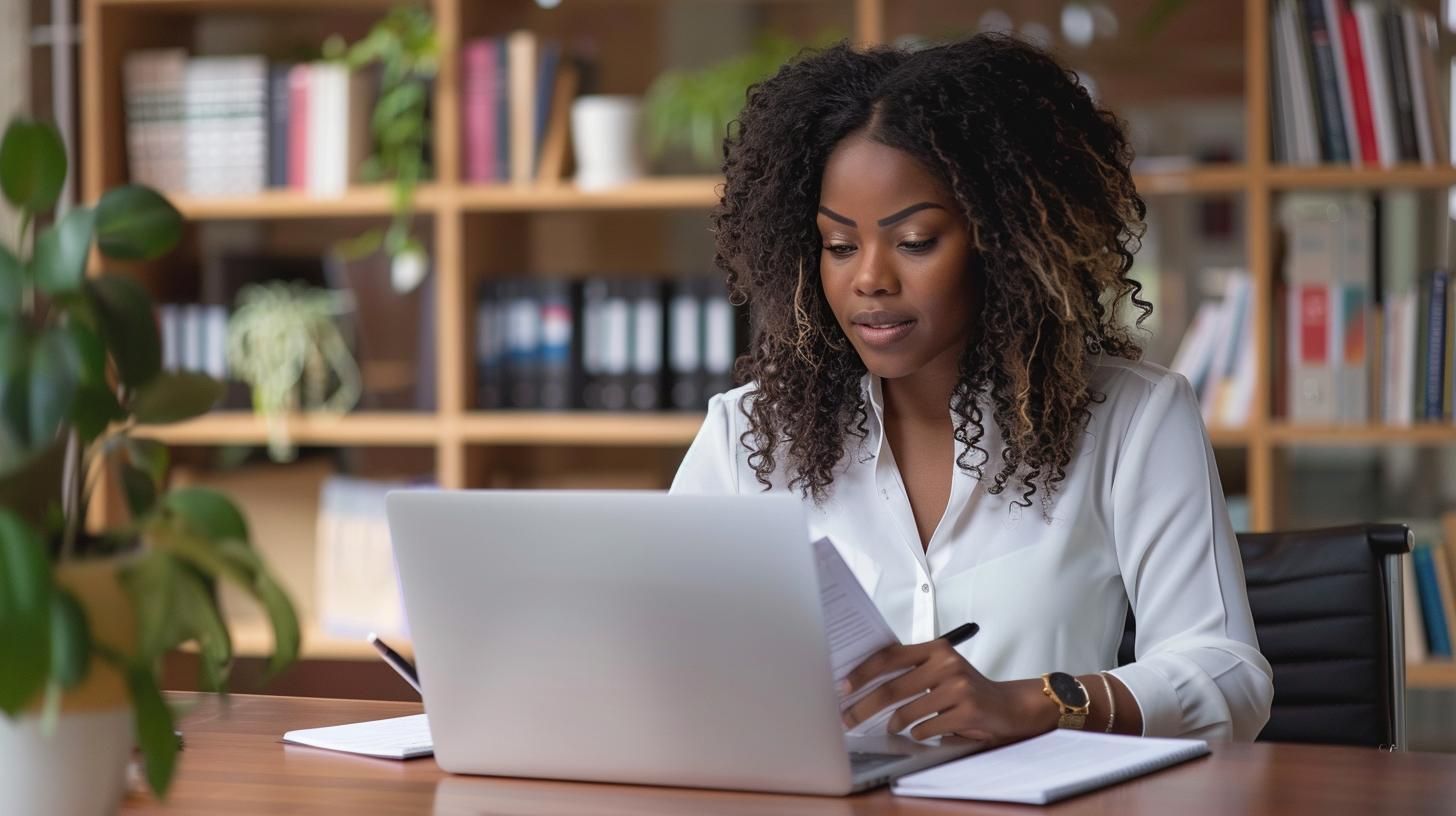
top-left (282, 714), bottom-right (433, 759)
top-left (892, 730), bottom-right (1210, 805)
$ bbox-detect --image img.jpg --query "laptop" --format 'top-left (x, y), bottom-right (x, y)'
top-left (385, 490), bottom-right (980, 795)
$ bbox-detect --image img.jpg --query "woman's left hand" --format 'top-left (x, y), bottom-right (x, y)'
top-left (840, 639), bottom-right (1058, 744)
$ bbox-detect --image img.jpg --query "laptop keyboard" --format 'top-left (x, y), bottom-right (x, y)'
top-left (849, 751), bottom-right (908, 776)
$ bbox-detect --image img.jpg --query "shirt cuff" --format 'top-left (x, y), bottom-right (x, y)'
top-left (1105, 661), bottom-right (1181, 738)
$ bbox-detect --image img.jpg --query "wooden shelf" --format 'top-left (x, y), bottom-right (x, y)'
top-left (1408, 661), bottom-right (1456, 689)
top-left (1134, 165), bottom-right (1250, 194)
top-left (1206, 426), bottom-right (1252, 447)
top-left (135, 413), bottom-right (440, 446)
top-left (170, 184), bottom-right (441, 220)
top-left (1267, 423), bottom-right (1456, 446)
top-left (96, 0), bottom-right (400, 10)
top-left (1266, 164), bottom-right (1456, 189)
top-left (456, 176), bottom-right (722, 212)
top-left (461, 412), bottom-right (705, 446)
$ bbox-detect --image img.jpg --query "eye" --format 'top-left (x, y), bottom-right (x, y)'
top-left (824, 243), bottom-right (857, 257)
top-left (899, 237), bottom-right (937, 253)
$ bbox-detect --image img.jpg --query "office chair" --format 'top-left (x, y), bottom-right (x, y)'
top-left (1118, 524), bottom-right (1412, 749)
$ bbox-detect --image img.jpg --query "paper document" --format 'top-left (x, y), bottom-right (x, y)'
top-left (282, 713), bottom-right (433, 759)
top-left (892, 730), bottom-right (1210, 804)
top-left (812, 536), bottom-right (916, 736)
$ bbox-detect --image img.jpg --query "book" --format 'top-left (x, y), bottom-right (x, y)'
top-left (1432, 544), bottom-right (1456, 660)
top-left (462, 39), bottom-right (499, 183)
top-left (1413, 545), bottom-right (1451, 656)
top-left (1283, 194), bottom-right (1340, 423)
top-left (891, 730), bottom-right (1211, 805)
top-left (506, 30), bottom-right (537, 185)
top-left (629, 279), bottom-right (665, 411)
top-left (1422, 269), bottom-right (1448, 420)
top-left (283, 714), bottom-right (432, 760)
top-left (267, 63), bottom-right (292, 187)
top-left (536, 58), bottom-right (579, 183)
top-left (1299, 0), bottom-right (1352, 162)
top-left (1401, 9), bottom-right (1435, 165)
top-left (1381, 6), bottom-right (1420, 163)
top-left (1335, 0), bottom-right (1378, 165)
top-left (1352, 2), bottom-right (1399, 166)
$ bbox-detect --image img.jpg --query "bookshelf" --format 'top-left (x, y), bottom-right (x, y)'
top-left (79, 0), bottom-right (1456, 684)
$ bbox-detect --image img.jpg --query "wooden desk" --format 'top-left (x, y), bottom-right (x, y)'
top-left (119, 693), bottom-right (1456, 815)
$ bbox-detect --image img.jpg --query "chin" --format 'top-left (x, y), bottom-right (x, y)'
top-left (856, 350), bottom-right (923, 381)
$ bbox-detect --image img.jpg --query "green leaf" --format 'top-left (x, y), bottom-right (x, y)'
top-left (162, 488), bottom-right (249, 543)
top-left (121, 463), bottom-right (157, 519)
top-left (126, 663), bottom-right (178, 798)
top-left (0, 510), bottom-right (52, 716)
top-left (0, 318), bottom-right (31, 459)
top-left (71, 382), bottom-right (126, 441)
top-left (85, 275), bottom-right (160, 389)
top-left (65, 319), bottom-right (105, 385)
top-left (120, 551), bottom-right (181, 661)
top-left (31, 207), bottom-right (95, 295)
top-left (253, 571), bottom-right (300, 677)
top-left (94, 186), bottom-right (182, 262)
top-left (131, 372), bottom-right (222, 425)
top-left (0, 245), bottom-right (21, 317)
top-left (173, 564), bottom-right (231, 692)
top-left (0, 437), bottom-right (65, 529)
top-left (127, 438), bottom-right (169, 487)
top-left (0, 119), bottom-right (67, 213)
top-left (48, 589), bottom-right (91, 689)
top-left (26, 327), bottom-right (81, 446)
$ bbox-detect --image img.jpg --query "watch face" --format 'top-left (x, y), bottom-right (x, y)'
top-left (1048, 672), bottom-right (1088, 707)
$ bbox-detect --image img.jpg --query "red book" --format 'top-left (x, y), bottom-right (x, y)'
top-left (463, 39), bottom-right (497, 183)
top-left (1336, 1), bottom-right (1379, 165)
top-left (1299, 286), bottom-right (1330, 366)
top-left (286, 64), bottom-right (310, 189)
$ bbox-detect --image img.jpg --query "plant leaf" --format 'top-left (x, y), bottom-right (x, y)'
top-left (0, 437), bottom-right (65, 529)
top-left (31, 207), bottom-right (95, 295)
top-left (64, 319), bottom-right (105, 385)
top-left (162, 487), bottom-right (249, 543)
top-left (127, 438), bottom-right (169, 487)
top-left (0, 318), bottom-right (31, 459)
top-left (253, 570), bottom-right (300, 677)
top-left (121, 463), bottom-right (157, 519)
top-left (26, 327), bottom-right (82, 447)
top-left (120, 551), bottom-right (181, 661)
top-left (71, 382), bottom-right (126, 442)
top-left (126, 663), bottom-right (178, 798)
top-left (131, 371), bottom-right (223, 424)
top-left (0, 119), bottom-right (67, 212)
top-left (0, 510), bottom-right (52, 716)
top-left (48, 588), bottom-right (91, 689)
top-left (95, 185), bottom-right (182, 261)
top-left (173, 564), bottom-right (231, 692)
top-left (0, 245), bottom-right (21, 317)
top-left (85, 274), bottom-right (161, 389)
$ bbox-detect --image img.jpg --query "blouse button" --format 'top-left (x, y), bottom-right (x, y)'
top-left (921, 583), bottom-right (930, 593)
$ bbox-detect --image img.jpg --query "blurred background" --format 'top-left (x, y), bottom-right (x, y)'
top-left (6, 0), bottom-right (1456, 749)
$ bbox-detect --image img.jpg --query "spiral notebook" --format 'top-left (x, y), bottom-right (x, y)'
top-left (891, 730), bottom-right (1210, 805)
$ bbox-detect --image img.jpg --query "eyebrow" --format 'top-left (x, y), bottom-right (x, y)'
top-left (817, 202), bottom-right (946, 229)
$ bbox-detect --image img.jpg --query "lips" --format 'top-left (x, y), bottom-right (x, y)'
top-left (850, 309), bottom-right (916, 347)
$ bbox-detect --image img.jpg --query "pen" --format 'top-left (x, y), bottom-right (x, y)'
top-left (939, 621), bottom-right (980, 647)
top-left (368, 632), bottom-right (422, 695)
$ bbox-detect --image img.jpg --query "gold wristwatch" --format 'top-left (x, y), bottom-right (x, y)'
top-left (1040, 672), bottom-right (1091, 730)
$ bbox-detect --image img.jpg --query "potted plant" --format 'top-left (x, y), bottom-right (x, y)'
top-left (643, 33), bottom-right (824, 173)
top-left (0, 117), bottom-right (299, 814)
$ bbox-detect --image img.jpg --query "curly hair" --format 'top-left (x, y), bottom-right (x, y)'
top-left (712, 34), bottom-right (1151, 510)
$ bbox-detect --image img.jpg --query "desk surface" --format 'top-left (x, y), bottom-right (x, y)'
top-left (119, 693), bottom-right (1456, 815)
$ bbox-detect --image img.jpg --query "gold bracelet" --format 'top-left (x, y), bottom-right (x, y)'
top-left (1098, 672), bottom-right (1116, 733)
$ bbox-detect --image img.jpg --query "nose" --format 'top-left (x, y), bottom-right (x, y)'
top-left (851, 242), bottom-right (898, 297)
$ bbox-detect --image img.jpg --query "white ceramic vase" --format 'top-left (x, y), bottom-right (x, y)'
top-left (0, 556), bottom-right (138, 815)
top-left (571, 95), bottom-right (645, 191)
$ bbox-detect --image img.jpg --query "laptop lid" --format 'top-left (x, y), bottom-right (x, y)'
top-left (387, 490), bottom-right (856, 795)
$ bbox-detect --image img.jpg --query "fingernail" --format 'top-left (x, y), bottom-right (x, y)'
top-left (838, 679), bottom-right (851, 696)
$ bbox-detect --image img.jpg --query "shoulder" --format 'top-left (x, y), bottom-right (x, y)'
top-left (1084, 356), bottom-right (1202, 449)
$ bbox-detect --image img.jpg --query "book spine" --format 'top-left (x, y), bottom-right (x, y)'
top-left (505, 279), bottom-right (542, 410)
top-left (702, 277), bottom-right (737, 400)
top-left (629, 279), bottom-right (664, 411)
top-left (1335, 2), bottom-right (1379, 165)
top-left (1424, 269), bottom-right (1449, 420)
top-left (1299, 0), bottom-right (1352, 162)
top-left (538, 279), bottom-right (575, 411)
top-left (494, 38), bottom-right (510, 183)
top-left (267, 63), bottom-right (292, 188)
top-left (287, 64), bottom-right (310, 189)
top-left (1321, 0), bottom-right (1361, 163)
top-left (475, 280), bottom-right (504, 409)
top-left (669, 278), bottom-right (705, 410)
top-left (1382, 6), bottom-right (1419, 162)
top-left (1400, 9), bottom-right (1435, 165)
top-left (533, 41), bottom-right (561, 177)
top-left (599, 281), bottom-right (632, 411)
top-left (1415, 546), bottom-right (1451, 657)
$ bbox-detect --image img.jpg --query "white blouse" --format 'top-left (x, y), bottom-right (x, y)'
top-left (669, 356), bottom-right (1273, 741)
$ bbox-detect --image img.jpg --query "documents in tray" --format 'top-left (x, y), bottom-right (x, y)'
top-left (891, 730), bottom-right (1210, 805)
top-left (812, 536), bottom-right (916, 737)
top-left (282, 713), bottom-right (433, 759)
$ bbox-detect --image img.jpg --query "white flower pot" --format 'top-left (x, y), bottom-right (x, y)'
top-left (0, 707), bottom-right (134, 816)
top-left (571, 95), bottom-right (645, 191)
top-left (0, 556), bottom-right (138, 815)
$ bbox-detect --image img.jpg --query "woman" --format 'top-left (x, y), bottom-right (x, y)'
top-left (670, 35), bottom-right (1273, 745)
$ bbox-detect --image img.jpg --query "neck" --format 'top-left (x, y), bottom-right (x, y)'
top-left (880, 342), bottom-right (967, 424)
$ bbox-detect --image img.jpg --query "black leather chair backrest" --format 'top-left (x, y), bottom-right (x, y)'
top-left (1118, 524), bottom-right (1410, 747)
